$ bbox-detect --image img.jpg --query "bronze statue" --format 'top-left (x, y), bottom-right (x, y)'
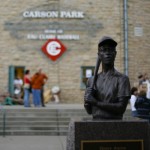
top-left (84, 36), bottom-right (131, 120)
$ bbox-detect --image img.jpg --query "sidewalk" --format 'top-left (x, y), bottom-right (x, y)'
top-left (1, 103), bottom-right (84, 110)
top-left (0, 103), bottom-right (131, 150)
top-left (0, 103), bottom-right (83, 150)
top-left (0, 136), bottom-right (66, 150)
top-left (0, 103), bottom-right (78, 150)
top-left (1, 103), bottom-right (131, 110)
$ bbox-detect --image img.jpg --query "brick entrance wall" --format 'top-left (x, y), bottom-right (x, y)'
top-left (0, 0), bottom-right (149, 103)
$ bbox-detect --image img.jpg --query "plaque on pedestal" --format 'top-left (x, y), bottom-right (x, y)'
top-left (81, 139), bottom-right (143, 150)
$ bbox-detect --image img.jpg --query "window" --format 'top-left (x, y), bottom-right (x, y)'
top-left (80, 66), bottom-right (95, 89)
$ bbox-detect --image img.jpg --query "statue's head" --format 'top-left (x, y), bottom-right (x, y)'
top-left (98, 36), bottom-right (117, 48)
top-left (98, 36), bottom-right (117, 65)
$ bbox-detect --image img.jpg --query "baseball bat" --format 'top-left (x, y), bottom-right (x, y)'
top-left (91, 55), bottom-right (101, 89)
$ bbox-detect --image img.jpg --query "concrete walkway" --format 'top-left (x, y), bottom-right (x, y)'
top-left (1, 103), bottom-right (84, 110)
top-left (0, 136), bottom-right (66, 150)
top-left (0, 103), bottom-right (132, 150)
top-left (0, 103), bottom-right (84, 150)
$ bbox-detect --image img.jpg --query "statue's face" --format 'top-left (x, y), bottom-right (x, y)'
top-left (98, 45), bottom-right (116, 65)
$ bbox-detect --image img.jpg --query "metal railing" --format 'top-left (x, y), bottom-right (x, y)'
top-left (0, 104), bottom-right (6, 137)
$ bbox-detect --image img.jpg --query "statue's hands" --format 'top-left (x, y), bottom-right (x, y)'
top-left (84, 87), bottom-right (97, 105)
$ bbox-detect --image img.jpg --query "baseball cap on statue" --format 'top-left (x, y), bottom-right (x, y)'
top-left (98, 36), bottom-right (117, 47)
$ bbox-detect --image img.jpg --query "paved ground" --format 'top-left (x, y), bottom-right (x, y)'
top-left (0, 103), bottom-right (132, 150)
top-left (1, 103), bottom-right (131, 110)
top-left (0, 136), bottom-right (67, 150)
top-left (1, 103), bottom-right (84, 110)
top-left (0, 104), bottom-right (84, 150)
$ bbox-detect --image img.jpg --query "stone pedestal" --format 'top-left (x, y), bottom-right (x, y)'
top-left (66, 118), bottom-right (150, 150)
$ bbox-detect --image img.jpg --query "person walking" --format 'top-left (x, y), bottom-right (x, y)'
top-left (38, 69), bottom-right (48, 107)
top-left (14, 76), bottom-right (23, 99)
top-left (130, 87), bottom-right (138, 117)
top-left (31, 69), bottom-right (48, 107)
top-left (23, 69), bottom-right (31, 107)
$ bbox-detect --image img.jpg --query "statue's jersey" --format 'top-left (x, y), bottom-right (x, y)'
top-left (85, 68), bottom-right (131, 119)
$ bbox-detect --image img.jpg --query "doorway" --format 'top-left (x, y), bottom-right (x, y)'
top-left (8, 66), bottom-right (25, 96)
